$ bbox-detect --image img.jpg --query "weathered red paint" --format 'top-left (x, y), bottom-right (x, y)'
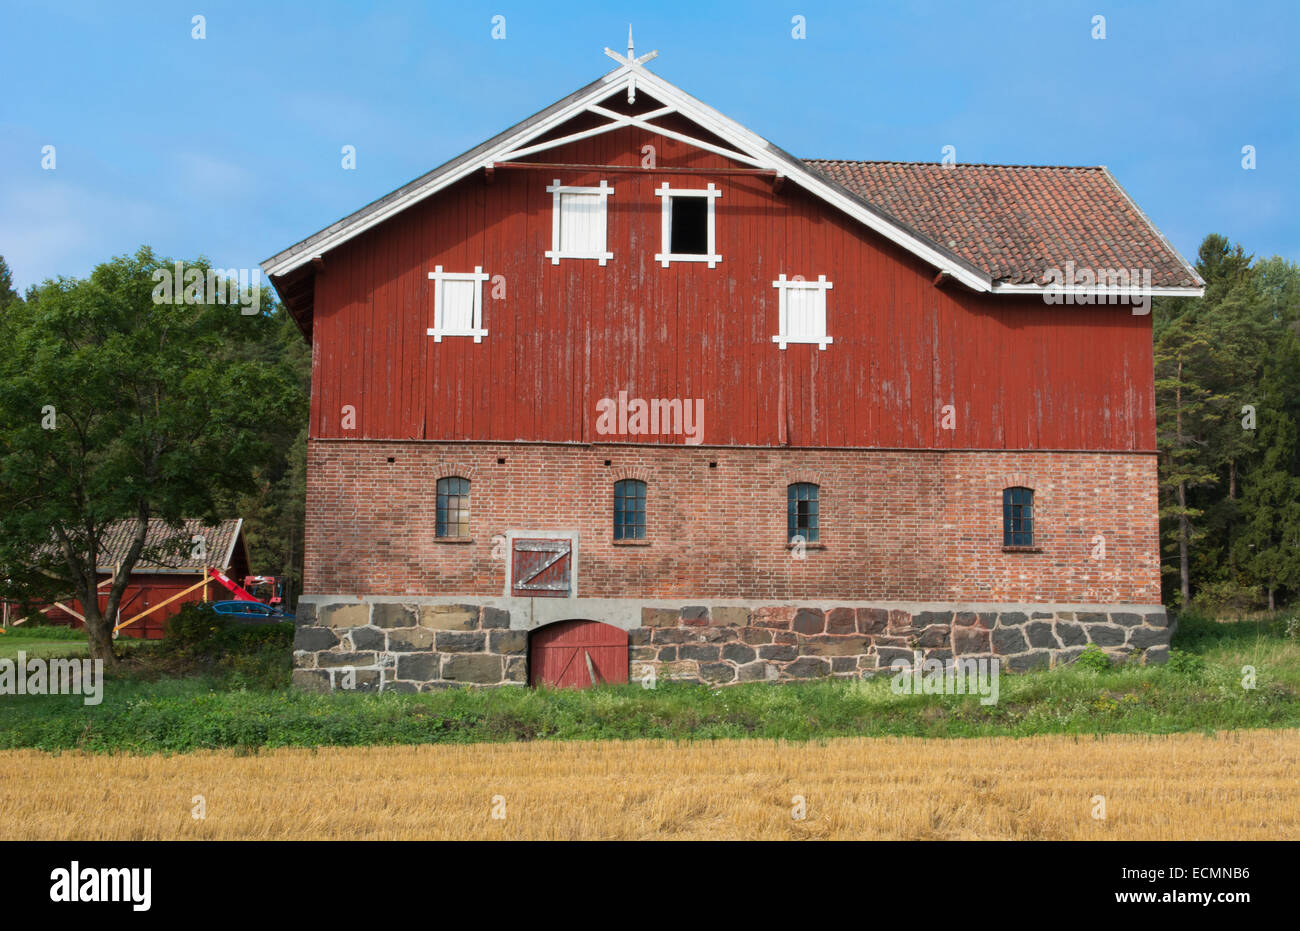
top-left (510, 538), bottom-right (572, 598)
top-left (528, 619), bottom-right (629, 688)
top-left (304, 98), bottom-right (1155, 452)
top-left (12, 573), bottom-right (212, 639)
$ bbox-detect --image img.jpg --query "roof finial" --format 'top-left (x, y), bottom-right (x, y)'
top-left (602, 29), bottom-right (658, 81)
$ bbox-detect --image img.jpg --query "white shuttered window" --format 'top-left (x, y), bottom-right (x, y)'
top-left (771, 274), bottom-right (834, 350)
top-left (545, 179), bottom-right (614, 265)
top-left (427, 266), bottom-right (490, 342)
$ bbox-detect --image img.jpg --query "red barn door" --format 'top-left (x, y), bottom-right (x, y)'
top-left (528, 620), bottom-right (628, 688)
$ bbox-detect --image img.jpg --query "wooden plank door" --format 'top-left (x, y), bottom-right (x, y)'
top-left (528, 620), bottom-right (628, 688)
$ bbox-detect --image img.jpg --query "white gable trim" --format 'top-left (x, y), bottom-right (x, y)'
top-left (262, 64), bottom-right (992, 292)
top-left (222, 517), bottom-right (244, 571)
top-left (991, 284), bottom-right (1205, 298)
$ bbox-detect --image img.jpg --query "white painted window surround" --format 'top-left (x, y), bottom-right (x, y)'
top-left (545, 179), bottom-right (614, 264)
top-left (772, 274), bottom-right (834, 350)
top-left (427, 265), bottom-right (490, 342)
top-left (654, 182), bottom-right (722, 268)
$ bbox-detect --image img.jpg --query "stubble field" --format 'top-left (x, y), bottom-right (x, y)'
top-left (2, 728), bottom-right (1296, 840)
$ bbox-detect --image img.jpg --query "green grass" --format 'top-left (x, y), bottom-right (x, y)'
top-left (0, 625), bottom-right (159, 660)
top-left (0, 624), bottom-right (88, 641)
top-left (1, 612), bottom-right (1296, 754)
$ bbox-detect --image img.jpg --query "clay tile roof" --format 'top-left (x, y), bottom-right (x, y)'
top-left (95, 518), bottom-right (245, 574)
top-left (803, 159), bottom-right (1202, 288)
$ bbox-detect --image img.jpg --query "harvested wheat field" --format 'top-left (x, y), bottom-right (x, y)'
top-left (2, 729), bottom-right (1297, 840)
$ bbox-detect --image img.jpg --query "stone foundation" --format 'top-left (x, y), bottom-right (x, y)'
top-left (291, 597), bottom-right (1171, 692)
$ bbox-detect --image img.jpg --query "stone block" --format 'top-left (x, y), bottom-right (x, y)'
top-left (395, 653), bottom-right (440, 681)
top-left (721, 642), bottom-right (757, 664)
top-left (826, 608), bottom-right (857, 634)
top-left (1024, 621), bottom-right (1060, 650)
top-left (436, 631), bottom-right (486, 653)
top-left (783, 656), bottom-right (830, 679)
top-left (641, 608), bottom-right (679, 628)
top-left (386, 627), bottom-right (435, 651)
top-left (317, 651), bottom-right (377, 668)
top-left (792, 608), bottom-right (825, 635)
top-left (991, 627), bottom-right (1027, 654)
top-left (857, 607), bottom-right (889, 634)
top-left (490, 629), bottom-right (528, 654)
top-left (442, 654), bottom-right (502, 684)
top-left (419, 604), bottom-right (478, 630)
top-left (319, 603), bottom-right (370, 629)
top-left (293, 627), bottom-right (339, 652)
top-left (712, 606), bottom-right (751, 628)
top-left (371, 603), bottom-right (418, 628)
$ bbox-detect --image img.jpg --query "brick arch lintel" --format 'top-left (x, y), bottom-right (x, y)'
top-left (610, 466), bottom-right (651, 484)
top-left (1001, 474), bottom-right (1037, 492)
top-left (431, 461), bottom-right (479, 482)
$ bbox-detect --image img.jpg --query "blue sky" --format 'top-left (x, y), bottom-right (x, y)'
top-left (1, 0), bottom-right (1296, 291)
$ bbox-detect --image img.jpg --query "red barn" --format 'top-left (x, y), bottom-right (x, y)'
top-left (5, 519), bottom-right (250, 639)
top-left (266, 44), bottom-right (1203, 691)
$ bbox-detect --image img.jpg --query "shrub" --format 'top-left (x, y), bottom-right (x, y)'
top-left (1073, 645), bottom-right (1113, 672)
top-left (1189, 579), bottom-right (1261, 619)
top-left (1166, 649), bottom-right (1206, 676)
top-left (163, 603), bottom-right (230, 650)
top-left (156, 603), bottom-right (293, 688)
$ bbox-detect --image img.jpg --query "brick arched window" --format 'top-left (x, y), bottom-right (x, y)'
top-left (436, 476), bottom-right (471, 538)
top-left (613, 479), bottom-right (646, 540)
top-left (1002, 486), bottom-right (1034, 547)
top-left (787, 482), bottom-right (820, 543)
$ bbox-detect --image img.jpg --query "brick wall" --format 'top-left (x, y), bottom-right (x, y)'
top-left (304, 440), bottom-right (1160, 604)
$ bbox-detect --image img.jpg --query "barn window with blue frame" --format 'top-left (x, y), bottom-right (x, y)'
top-left (787, 482), bottom-right (819, 543)
top-left (436, 476), bottom-right (471, 538)
top-left (613, 479), bottom-right (647, 540)
top-left (1002, 486), bottom-right (1034, 547)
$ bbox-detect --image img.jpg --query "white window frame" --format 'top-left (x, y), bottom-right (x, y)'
top-left (771, 274), bottom-right (834, 350)
top-left (653, 182), bottom-right (722, 268)
top-left (545, 179), bottom-right (614, 265)
top-left (426, 265), bottom-right (490, 343)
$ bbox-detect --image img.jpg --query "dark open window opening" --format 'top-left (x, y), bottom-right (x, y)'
top-left (1003, 486), bottom-right (1034, 547)
top-left (436, 476), bottom-right (471, 538)
top-left (670, 196), bottom-right (709, 255)
top-left (614, 479), bottom-right (647, 540)
top-left (787, 483), bottom-right (819, 543)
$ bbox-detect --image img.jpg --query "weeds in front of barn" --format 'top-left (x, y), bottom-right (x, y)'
top-left (0, 611), bottom-right (1295, 753)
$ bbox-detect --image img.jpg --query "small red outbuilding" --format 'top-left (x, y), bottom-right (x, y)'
top-left (2, 518), bottom-right (250, 639)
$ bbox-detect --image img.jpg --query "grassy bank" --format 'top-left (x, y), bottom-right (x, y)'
top-left (0, 612), bottom-right (1296, 753)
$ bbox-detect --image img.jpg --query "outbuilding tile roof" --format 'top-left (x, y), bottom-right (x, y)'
top-left (803, 159), bottom-right (1201, 287)
top-left (94, 518), bottom-right (245, 573)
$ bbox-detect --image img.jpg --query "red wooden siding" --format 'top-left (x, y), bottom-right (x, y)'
top-left (528, 619), bottom-right (629, 688)
top-left (19, 573), bottom-right (215, 640)
top-left (308, 103), bottom-right (1155, 452)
